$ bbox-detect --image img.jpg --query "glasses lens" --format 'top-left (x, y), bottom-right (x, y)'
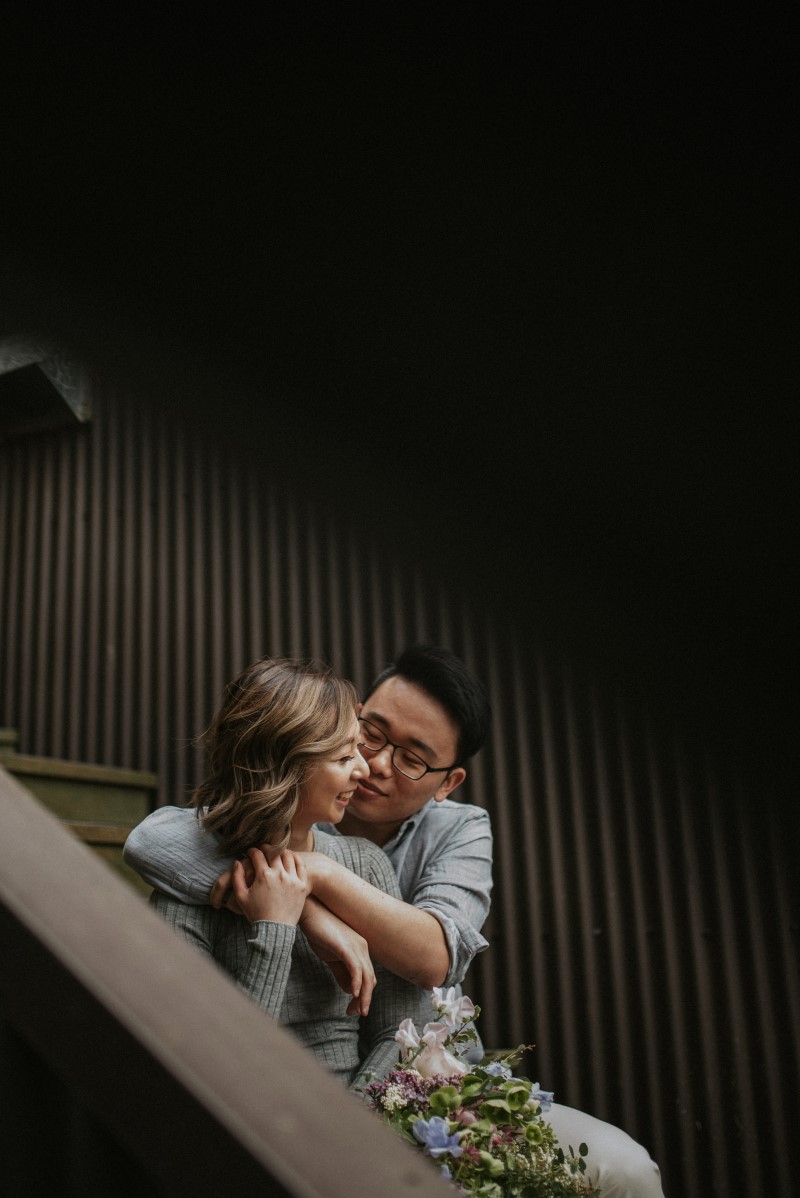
top-left (393, 748), bottom-right (427, 780)
top-left (358, 719), bottom-right (386, 751)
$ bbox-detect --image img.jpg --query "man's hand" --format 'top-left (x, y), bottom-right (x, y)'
top-left (299, 897), bottom-right (376, 1016)
top-left (231, 847), bottom-right (310, 926)
top-left (210, 861), bottom-right (241, 913)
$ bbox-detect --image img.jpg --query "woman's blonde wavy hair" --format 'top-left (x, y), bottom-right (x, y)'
top-left (194, 656), bottom-right (359, 856)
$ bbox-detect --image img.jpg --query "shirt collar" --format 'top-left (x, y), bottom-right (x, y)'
top-left (379, 800), bottom-right (434, 853)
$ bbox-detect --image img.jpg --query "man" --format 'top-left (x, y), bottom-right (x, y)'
top-left (124, 644), bottom-right (664, 1197)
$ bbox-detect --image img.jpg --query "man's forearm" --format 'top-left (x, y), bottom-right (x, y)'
top-left (304, 854), bottom-right (450, 989)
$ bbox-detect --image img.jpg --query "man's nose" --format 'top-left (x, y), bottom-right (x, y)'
top-left (367, 743), bottom-right (394, 775)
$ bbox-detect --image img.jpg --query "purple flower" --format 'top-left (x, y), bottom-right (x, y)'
top-left (530, 1082), bottom-right (555, 1112)
top-left (365, 1069), bottom-right (466, 1115)
top-left (484, 1061), bottom-right (512, 1079)
top-left (412, 1116), bottom-right (463, 1159)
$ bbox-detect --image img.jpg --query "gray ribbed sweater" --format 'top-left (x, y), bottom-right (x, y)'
top-left (150, 829), bottom-right (426, 1090)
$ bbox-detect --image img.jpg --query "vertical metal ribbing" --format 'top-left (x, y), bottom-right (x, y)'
top-left (16, 445), bottom-right (38, 751)
top-left (671, 742), bottom-right (729, 1192)
top-left (723, 771), bottom-right (776, 1193)
top-left (321, 505), bottom-right (343, 674)
top-left (244, 470), bottom-right (264, 666)
top-left (0, 442), bottom-right (15, 709)
top-left (170, 415), bottom-right (189, 803)
top-left (538, 654), bottom-right (581, 1090)
top-left (82, 388), bottom-right (102, 764)
top-left (66, 424), bottom-right (89, 761)
top-left (563, 677), bottom-right (606, 1119)
top-left (304, 498), bottom-right (324, 663)
top-left (102, 391), bottom-right (122, 765)
top-left (477, 626), bottom-right (522, 1049)
top-left (189, 426), bottom-right (209, 784)
top-left (507, 647), bottom-right (551, 1070)
top-left (763, 804), bottom-right (800, 1198)
top-left (643, 721), bottom-right (701, 1188)
top-left (225, 448), bottom-right (245, 674)
top-left (0, 386), bottom-right (796, 1198)
top-left (592, 688), bottom-right (638, 1129)
top-left (3, 442), bottom-right (26, 726)
top-left (281, 484), bottom-right (301, 660)
top-left (153, 406), bottom-right (173, 793)
top-left (51, 429), bottom-right (75, 757)
top-left (615, 704), bottom-right (667, 1170)
top-left (33, 437), bottom-right (54, 754)
top-left (117, 391), bottom-right (135, 768)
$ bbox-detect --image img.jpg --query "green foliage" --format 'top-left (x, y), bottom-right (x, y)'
top-left (364, 995), bottom-right (598, 1196)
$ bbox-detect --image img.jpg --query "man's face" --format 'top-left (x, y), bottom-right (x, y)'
top-left (343, 675), bottom-right (467, 839)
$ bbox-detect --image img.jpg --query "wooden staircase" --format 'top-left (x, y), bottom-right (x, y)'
top-left (0, 728), bottom-right (156, 897)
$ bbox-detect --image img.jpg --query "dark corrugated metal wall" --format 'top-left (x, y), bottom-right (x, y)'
top-left (1, 382), bottom-right (796, 1197)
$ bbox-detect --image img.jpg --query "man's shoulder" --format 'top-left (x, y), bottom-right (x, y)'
top-left (405, 800), bottom-right (492, 854)
top-left (419, 800), bottom-right (492, 830)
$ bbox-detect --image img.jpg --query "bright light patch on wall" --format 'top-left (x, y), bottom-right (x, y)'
top-left (0, 336), bottom-right (91, 442)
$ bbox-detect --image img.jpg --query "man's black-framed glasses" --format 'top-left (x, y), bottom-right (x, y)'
top-left (357, 717), bottom-right (459, 782)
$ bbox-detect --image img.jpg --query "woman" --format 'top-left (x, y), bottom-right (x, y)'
top-left (150, 655), bottom-right (422, 1090)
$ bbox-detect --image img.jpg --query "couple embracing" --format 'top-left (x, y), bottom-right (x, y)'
top-left (124, 645), bottom-right (663, 1196)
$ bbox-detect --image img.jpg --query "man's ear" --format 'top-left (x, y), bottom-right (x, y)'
top-left (433, 766), bottom-right (467, 802)
top-left (356, 701), bottom-right (363, 715)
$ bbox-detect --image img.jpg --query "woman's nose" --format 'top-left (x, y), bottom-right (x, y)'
top-left (352, 746), bottom-right (370, 777)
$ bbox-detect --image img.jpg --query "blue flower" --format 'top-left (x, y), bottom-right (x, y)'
top-left (440, 1164), bottom-right (452, 1180)
top-left (530, 1082), bottom-right (555, 1112)
top-left (484, 1061), bottom-right (512, 1079)
top-left (412, 1116), bottom-right (463, 1159)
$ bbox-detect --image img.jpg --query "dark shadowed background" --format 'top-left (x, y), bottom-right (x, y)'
top-left (2, 14), bottom-right (795, 795)
top-left (1, 11), bottom-right (797, 1197)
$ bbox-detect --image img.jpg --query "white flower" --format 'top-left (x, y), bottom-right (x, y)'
top-left (395, 1018), bottom-right (422, 1050)
top-left (431, 986), bottom-right (476, 1029)
top-left (382, 1084), bottom-right (407, 1112)
top-left (406, 1021), bottom-right (468, 1079)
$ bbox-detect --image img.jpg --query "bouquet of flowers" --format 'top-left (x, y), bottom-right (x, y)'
top-left (364, 989), bottom-right (596, 1196)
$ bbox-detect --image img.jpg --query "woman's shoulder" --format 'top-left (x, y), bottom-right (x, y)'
top-left (313, 830), bottom-right (397, 890)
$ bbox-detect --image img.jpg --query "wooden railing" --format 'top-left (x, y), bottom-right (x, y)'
top-left (0, 765), bottom-right (449, 1197)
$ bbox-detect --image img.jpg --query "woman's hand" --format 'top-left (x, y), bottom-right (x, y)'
top-left (231, 847), bottom-right (310, 926)
top-left (298, 896), bottom-right (377, 1016)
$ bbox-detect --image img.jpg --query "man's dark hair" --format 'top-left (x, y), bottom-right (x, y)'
top-left (364, 644), bottom-right (491, 764)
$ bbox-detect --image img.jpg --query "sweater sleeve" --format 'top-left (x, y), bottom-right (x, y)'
top-left (150, 891), bottom-right (296, 1018)
top-left (125, 807), bottom-right (235, 903)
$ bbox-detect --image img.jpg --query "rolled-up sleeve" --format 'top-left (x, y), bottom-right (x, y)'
top-left (124, 806), bottom-right (234, 902)
top-left (408, 809), bottom-right (493, 987)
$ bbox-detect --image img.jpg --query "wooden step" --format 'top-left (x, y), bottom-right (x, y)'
top-left (0, 750), bottom-right (157, 824)
top-left (1, 739), bottom-right (157, 898)
top-left (61, 819), bottom-right (153, 898)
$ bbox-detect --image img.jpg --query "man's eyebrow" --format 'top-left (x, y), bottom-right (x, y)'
top-left (362, 710), bottom-right (438, 760)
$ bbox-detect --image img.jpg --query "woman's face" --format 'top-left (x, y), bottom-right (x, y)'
top-left (299, 717), bottom-right (369, 826)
